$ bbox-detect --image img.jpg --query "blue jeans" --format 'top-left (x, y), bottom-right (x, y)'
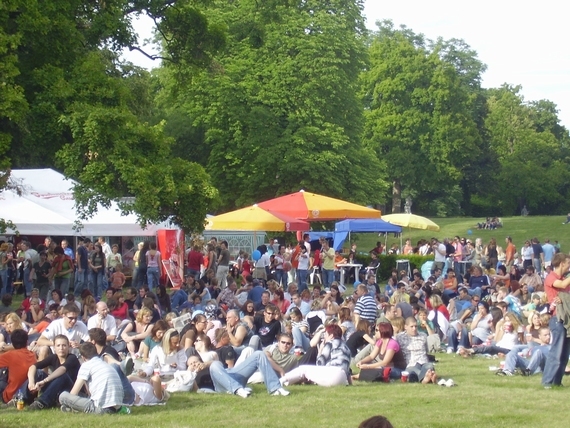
top-left (533, 258), bottom-right (542, 274)
top-left (292, 326), bottom-right (310, 351)
top-left (0, 269), bottom-right (7, 297)
top-left (25, 370), bottom-right (73, 408)
top-left (90, 270), bottom-right (104, 299)
top-left (297, 270), bottom-right (308, 293)
top-left (209, 350), bottom-right (281, 394)
top-left (147, 267), bottom-right (160, 290)
top-left (112, 365), bottom-right (135, 405)
top-left (322, 269), bottom-right (334, 289)
top-left (505, 347), bottom-right (547, 374)
top-left (542, 317), bottom-right (570, 386)
top-left (54, 277), bottom-right (70, 295)
top-left (24, 267), bottom-right (33, 296)
top-left (74, 270), bottom-right (89, 296)
top-left (406, 362), bottom-right (434, 383)
top-left (171, 289), bottom-right (189, 313)
top-left (447, 326), bottom-right (470, 351)
top-left (274, 270), bottom-right (285, 288)
top-left (135, 267), bottom-right (147, 289)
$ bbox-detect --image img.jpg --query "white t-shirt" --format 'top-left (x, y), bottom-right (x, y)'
top-left (144, 345), bottom-right (188, 376)
top-left (434, 243), bottom-right (447, 262)
top-left (41, 318), bottom-right (89, 348)
top-left (298, 253), bottom-right (310, 270)
top-left (87, 314), bottom-right (118, 337)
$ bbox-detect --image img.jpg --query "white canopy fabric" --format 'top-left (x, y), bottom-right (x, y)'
top-left (0, 168), bottom-right (171, 236)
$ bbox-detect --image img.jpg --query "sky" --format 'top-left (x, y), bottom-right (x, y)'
top-left (362, 1), bottom-right (570, 126)
top-left (124, 0), bottom-right (570, 126)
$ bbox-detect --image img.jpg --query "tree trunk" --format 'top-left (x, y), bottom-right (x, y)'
top-left (391, 179), bottom-right (401, 213)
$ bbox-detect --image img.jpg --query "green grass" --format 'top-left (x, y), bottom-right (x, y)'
top-left (353, 215), bottom-right (570, 254)
top-left (2, 353), bottom-right (570, 427)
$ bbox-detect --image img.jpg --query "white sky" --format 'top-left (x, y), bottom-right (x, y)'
top-left (124, 1), bottom-right (570, 126)
top-left (363, 0), bottom-right (570, 126)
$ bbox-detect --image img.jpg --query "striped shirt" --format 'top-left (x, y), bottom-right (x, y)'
top-left (78, 357), bottom-right (123, 409)
top-left (317, 338), bottom-right (351, 375)
top-left (354, 295), bottom-right (377, 323)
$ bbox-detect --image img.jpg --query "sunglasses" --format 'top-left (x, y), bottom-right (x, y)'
top-left (66, 316), bottom-right (78, 321)
top-left (279, 341), bottom-right (293, 346)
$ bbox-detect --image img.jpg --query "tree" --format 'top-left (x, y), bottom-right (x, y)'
top-left (1, 0), bottom-right (225, 231)
top-left (157, 0), bottom-right (387, 210)
top-left (362, 21), bottom-right (480, 214)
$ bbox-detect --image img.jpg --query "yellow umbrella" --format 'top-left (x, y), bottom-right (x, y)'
top-left (382, 213), bottom-right (440, 231)
top-left (206, 205), bottom-right (310, 231)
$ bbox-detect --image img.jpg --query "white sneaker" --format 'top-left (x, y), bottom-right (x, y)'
top-left (279, 377), bottom-right (289, 387)
top-left (235, 388), bottom-right (251, 398)
top-left (445, 379), bottom-right (456, 387)
top-left (437, 379), bottom-right (447, 386)
top-left (446, 347), bottom-right (453, 354)
top-left (271, 388), bottom-right (290, 396)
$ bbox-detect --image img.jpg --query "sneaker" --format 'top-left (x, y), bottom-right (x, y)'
top-left (437, 378), bottom-right (447, 386)
top-left (271, 388), bottom-right (290, 396)
top-left (0, 398), bottom-right (17, 408)
top-left (446, 347), bottom-right (453, 354)
top-left (496, 370), bottom-right (513, 376)
top-left (118, 406), bottom-right (131, 414)
top-left (61, 404), bottom-right (73, 413)
top-left (279, 377), bottom-right (289, 387)
top-left (121, 356), bottom-right (134, 376)
top-left (235, 388), bottom-right (251, 399)
top-left (520, 369), bottom-right (532, 377)
top-left (445, 379), bottom-right (456, 387)
top-left (28, 400), bottom-right (45, 411)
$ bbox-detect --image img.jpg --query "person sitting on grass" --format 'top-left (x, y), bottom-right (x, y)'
top-left (0, 329), bottom-right (37, 406)
top-left (25, 335), bottom-right (80, 410)
top-left (353, 322), bottom-right (407, 382)
top-left (396, 317), bottom-right (437, 384)
top-left (141, 328), bottom-right (187, 377)
top-left (496, 327), bottom-right (551, 376)
top-left (460, 312), bottom-right (521, 357)
top-left (139, 320), bottom-right (169, 362)
top-left (59, 342), bottom-right (126, 414)
top-left (120, 307), bottom-right (154, 358)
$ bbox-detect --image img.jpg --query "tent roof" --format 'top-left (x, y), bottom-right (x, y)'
top-left (335, 218), bottom-right (402, 233)
top-left (0, 168), bottom-right (170, 236)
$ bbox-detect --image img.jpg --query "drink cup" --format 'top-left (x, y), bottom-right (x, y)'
top-left (294, 348), bottom-right (301, 357)
top-left (153, 368), bottom-right (160, 377)
top-left (499, 361), bottom-right (505, 370)
top-left (401, 371), bottom-right (409, 382)
top-left (17, 400), bottom-right (24, 410)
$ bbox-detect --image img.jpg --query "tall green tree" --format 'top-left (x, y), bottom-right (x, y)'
top-left (362, 21), bottom-right (480, 215)
top-left (158, 0), bottom-right (387, 210)
top-left (1, 0), bottom-right (225, 231)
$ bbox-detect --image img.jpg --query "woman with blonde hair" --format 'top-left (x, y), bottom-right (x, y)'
top-left (339, 307), bottom-right (355, 341)
top-left (142, 328), bottom-right (187, 376)
top-left (81, 294), bottom-right (97, 323)
top-left (121, 307), bottom-right (154, 357)
top-left (0, 313), bottom-right (25, 353)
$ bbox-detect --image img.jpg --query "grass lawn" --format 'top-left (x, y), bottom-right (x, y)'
top-left (354, 215), bottom-right (570, 255)
top-left (2, 353), bottom-right (570, 427)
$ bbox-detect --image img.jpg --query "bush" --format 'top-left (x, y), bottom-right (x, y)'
top-left (354, 254), bottom-right (434, 281)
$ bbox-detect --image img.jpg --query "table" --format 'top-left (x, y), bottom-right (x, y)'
top-left (337, 263), bottom-right (362, 287)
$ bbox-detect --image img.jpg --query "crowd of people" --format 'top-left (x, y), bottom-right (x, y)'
top-left (0, 232), bottom-right (569, 416)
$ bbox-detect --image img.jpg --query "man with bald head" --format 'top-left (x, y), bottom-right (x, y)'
top-left (87, 301), bottom-right (117, 342)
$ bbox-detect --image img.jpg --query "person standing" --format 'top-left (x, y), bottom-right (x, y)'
top-left (541, 253), bottom-right (570, 388)
top-left (145, 242), bottom-right (161, 290)
top-left (296, 244), bottom-right (310, 294)
top-left (542, 239), bottom-right (556, 268)
top-left (431, 238), bottom-right (446, 273)
top-left (505, 236), bottom-right (516, 268)
top-left (320, 239), bottom-right (335, 290)
top-left (216, 241), bottom-right (230, 289)
top-left (531, 238), bottom-right (544, 274)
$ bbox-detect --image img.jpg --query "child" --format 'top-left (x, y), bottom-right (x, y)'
top-left (110, 264), bottom-right (126, 292)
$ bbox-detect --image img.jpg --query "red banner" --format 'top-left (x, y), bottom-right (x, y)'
top-left (157, 229), bottom-right (185, 288)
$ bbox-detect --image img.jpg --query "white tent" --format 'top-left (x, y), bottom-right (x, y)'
top-left (0, 168), bottom-right (171, 236)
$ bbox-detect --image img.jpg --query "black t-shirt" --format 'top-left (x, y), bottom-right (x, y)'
top-left (253, 316), bottom-right (281, 347)
top-left (346, 330), bottom-right (368, 357)
top-left (97, 345), bottom-right (121, 362)
top-left (35, 353), bottom-right (81, 382)
top-left (215, 346), bottom-right (236, 368)
top-left (33, 261), bottom-right (52, 285)
top-left (195, 368), bottom-right (214, 390)
top-left (77, 245), bottom-right (89, 270)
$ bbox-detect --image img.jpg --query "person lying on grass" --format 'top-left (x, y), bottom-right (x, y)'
top-left (396, 317), bottom-right (437, 384)
top-left (127, 373), bottom-right (170, 406)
